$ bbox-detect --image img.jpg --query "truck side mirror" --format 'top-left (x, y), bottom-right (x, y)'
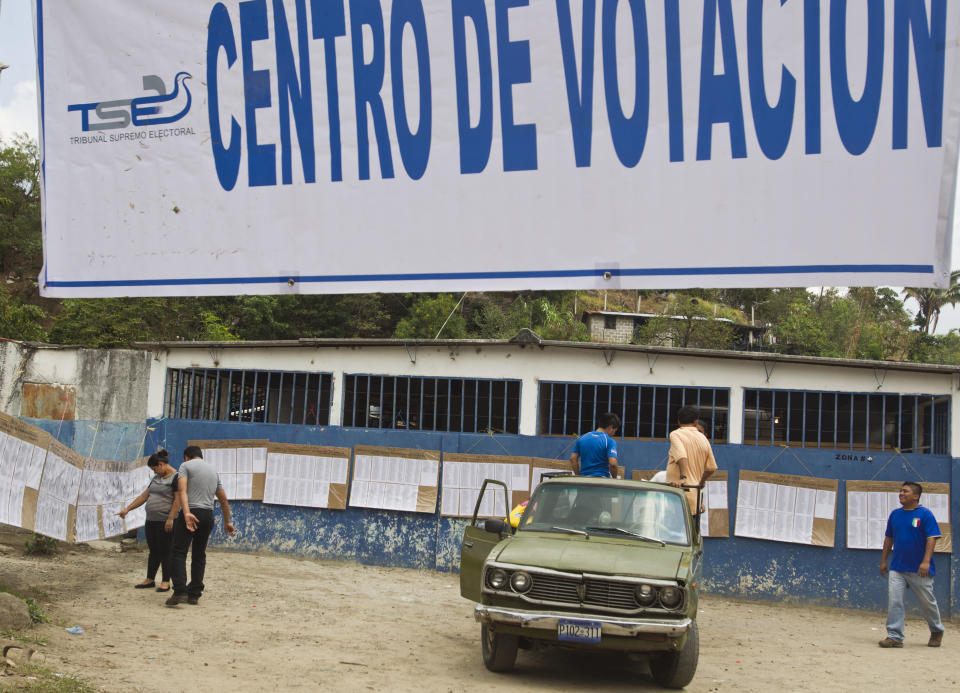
top-left (484, 518), bottom-right (508, 535)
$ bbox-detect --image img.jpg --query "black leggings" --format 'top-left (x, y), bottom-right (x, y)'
top-left (144, 520), bottom-right (173, 582)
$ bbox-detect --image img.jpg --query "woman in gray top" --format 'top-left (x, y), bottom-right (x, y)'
top-left (117, 450), bottom-right (180, 591)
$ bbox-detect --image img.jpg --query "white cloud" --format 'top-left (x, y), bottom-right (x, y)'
top-left (0, 79), bottom-right (38, 143)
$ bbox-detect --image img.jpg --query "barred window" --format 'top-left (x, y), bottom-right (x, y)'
top-left (537, 382), bottom-right (729, 443)
top-left (343, 375), bottom-right (521, 434)
top-left (165, 368), bottom-right (332, 425)
top-left (743, 389), bottom-right (950, 455)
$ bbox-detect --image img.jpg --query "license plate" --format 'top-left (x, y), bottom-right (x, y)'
top-left (557, 618), bottom-right (602, 644)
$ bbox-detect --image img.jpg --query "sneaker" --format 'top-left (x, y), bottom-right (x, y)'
top-left (928, 631), bottom-right (943, 648)
top-left (878, 637), bottom-right (903, 648)
top-left (186, 596), bottom-right (199, 605)
top-left (165, 594), bottom-right (185, 608)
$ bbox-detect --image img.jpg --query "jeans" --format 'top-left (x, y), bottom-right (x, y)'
top-left (170, 508), bottom-right (214, 599)
top-left (143, 520), bottom-right (172, 582)
top-left (886, 570), bottom-right (944, 642)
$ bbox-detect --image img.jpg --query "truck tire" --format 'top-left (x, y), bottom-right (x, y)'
top-left (650, 622), bottom-right (699, 689)
top-left (481, 624), bottom-right (518, 672)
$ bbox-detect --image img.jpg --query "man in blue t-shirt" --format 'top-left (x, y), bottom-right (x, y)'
top-left (570, 412), bottom-right (620, 478)
top-left (878, 481), bottom-right (944, 648)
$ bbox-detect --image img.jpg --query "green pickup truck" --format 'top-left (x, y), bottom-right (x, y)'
top-left (459, 475), bottom-right (702, 689)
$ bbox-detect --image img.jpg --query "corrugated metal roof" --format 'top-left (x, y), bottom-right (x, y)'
top-left (131, 334), bottom-right (960, 375)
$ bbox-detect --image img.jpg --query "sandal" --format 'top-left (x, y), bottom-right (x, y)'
top-left (134, 581), bottom-right (156, 589)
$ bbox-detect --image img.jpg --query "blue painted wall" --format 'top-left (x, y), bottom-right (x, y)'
top-left (40, 415), bottom-right (958, 616)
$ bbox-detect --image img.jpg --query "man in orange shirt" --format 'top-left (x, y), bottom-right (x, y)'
top-left (667, 407), bottom-right (718, 520)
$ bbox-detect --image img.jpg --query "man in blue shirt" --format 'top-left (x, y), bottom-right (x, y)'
top-left (878, 481), bottom-right (944, 648)
top-left (570, 412), bottom-right (619, 478)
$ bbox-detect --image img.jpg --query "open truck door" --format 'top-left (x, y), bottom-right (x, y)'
top-left (459, 479), bottom-right (511, 602)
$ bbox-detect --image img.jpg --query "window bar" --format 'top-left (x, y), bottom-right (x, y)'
top-left (226, 371), bottom-right (234, 420)
top-left (865, 395), bottom-right (870, 452)
top-left (620, 386), bottom-right (627, 440)
top-left (314, 374), bottom-right (323, 425)
top-left (563, 384), bottom-right (570, 436)
top-left (414, 378), bottom-right (422, 430)
top-left (591, 384), bottom-right (598, 430)
top-left (213, 371), bottom-right (223, 422)
top-left (801, 392), bottom-right (807, 448)
top-left (362, 375), bottom-right (370, 428)
top-left (261, 372), bottom-right (271, 423)
top-left (249, 371), bottom-right (258, 423)
top-left (502, 381), bottom-right (508, 434)
top-left (769, 390), bottom-right (776, 445)
top-left (711, 389), bottom-right (717, 443)
top-left (681, 388), bottom-right (686, 406)
top-left (648, 386), bottom-right (655, 440)
top-left (754, 390), bottom-right (760, 445)
top-left (445, 378), bottom-right (452, 433)
top-left (816, 392), bottom-right (823, 448)
top-left (665, 388), bottom-right (671, 441)
top-left (301, 373), bottom-right (310, 425)
top-left (928, 395), bottom-right (935, 455)
top-left (433, 379), bottom-right (440, 431)
top-left (473, 379), bottom-right (479, 433)
top-left (607, 385), bottom-right (613, 418)
top-left (237, 371), bottom-right (246, 422)
top-left (373, 375), bottom-right (381, 429)
top-left (284, 373), bottom-right (293, 425)
top-left (200, 370), bottom-right (210, 420)
top-left (486, 381), bottom-right (493, 433)
top-left (402, 377), bottom-right (409, 431)
top-left (913, 395), bottom-right (919, 453)
top-left (897, 394), bottom-right (903, 451)
top-left (785, 391), bottom-right (791, 445)
top-left (187, 371), bottom-right (199, 419)
top-left (577, 384), bottom-right (584, 435)
top-left (847, 393), bottom-right (853, 450)
top-left (881, 394), bottom-right (887, 451)
top-left (547, 384), bottom-right (555, 435)
top-left (833, 393), bottom-right (838, 447)
top-left (173, 370), bottom-right (183, 419)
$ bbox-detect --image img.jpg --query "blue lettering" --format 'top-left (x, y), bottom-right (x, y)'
top-left (310, 0), bottom-right (347, 182)
top-left (274, 0), bottom-right (315, 185)
top-left (893, 0), bottom-right (946, 149)
top-left (556, 0), bottom-right (597, 167)
top-left (697, 0), bottom-right (747, 160)
top-left (602, 0), bottom-right (650, 168)
top-left (747, 0), bottom-right (796, 160)
top-left (207, 3), bottom-right (241, 191)
top-left (664, 0), bottom-right (684, 162)
top-left (804, 0), bottom-right (821, 154)
top-left (390, 0), bottom-right (432, 180)
top-left (349, 0), bottom-right (395, 180)
top-left (495, 0), bottom-right (537, 171)
top-left (240, 0), bottom-right (276, 186)
top-left (452, 0), bottom-right (493, 174)
top-left (829, 0), bottom-right (884, 156)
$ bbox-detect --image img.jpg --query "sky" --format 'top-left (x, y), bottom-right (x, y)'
top-left (2, 2), bottom-right (960, 333)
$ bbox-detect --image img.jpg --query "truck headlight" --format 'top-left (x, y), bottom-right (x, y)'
top-left (510, 571), bottom-right (532, 593)
top-left (487, 568), bottom-right (508, 590)
top-left (634, 583), bottom-right (656, 606)
top-left (659, 586), bottom-right (682, 609)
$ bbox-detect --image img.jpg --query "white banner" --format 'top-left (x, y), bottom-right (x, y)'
top-left (35, 0), bottom-right (960, 297)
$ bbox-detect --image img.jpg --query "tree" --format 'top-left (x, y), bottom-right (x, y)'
top-left (0, 135), bottom-right (42, 279)
top-left (903, 271), bottom-right (960, 334)
top-left (633, 295), bottom-right (736, 349)
top-left (0, 286), bottom-right (46, 341)
top-left (771, 298), bottom-right (829, 356)
top-left (394, 294), bottom-right (467, 339)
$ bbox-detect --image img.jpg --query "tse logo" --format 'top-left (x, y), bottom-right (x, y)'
top-left (68, 73), bottom-right (192, 131)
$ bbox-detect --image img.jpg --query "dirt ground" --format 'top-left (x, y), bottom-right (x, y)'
top-left (0, 529), bottom-right (956, 692)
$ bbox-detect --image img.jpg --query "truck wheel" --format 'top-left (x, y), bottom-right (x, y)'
top-left (650, 622), bottom-right (699, 689)
top-left (481, 624), bottom-right (518, 672)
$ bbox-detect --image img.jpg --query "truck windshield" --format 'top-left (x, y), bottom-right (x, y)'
top-left (519, 484), bottom-right (690, 545)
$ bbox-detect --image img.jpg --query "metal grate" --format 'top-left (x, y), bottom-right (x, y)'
top-left (537, 381), bottom-right (729, 443)
top-left (743, 389), bottom-right (950, 455)
top-left (342, 374), bottom-right (521, 434)
top-left (164, 368), bottom-right (333, 425)
top-left (583, 579), bottom-right (638, 611)
top-left (527, 573), bottom-right (581, 604)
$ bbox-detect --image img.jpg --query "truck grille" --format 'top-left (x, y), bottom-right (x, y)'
top-left (528, 574), bottom-right (638, 611)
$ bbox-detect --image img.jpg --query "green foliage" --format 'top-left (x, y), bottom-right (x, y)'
top-left (633, 295), bottom-right (736, 349)
top-left (0, 135), bottom-right (42, 278)
top-left (0, 287), bottom-right (47, 341)
top-left (23, 534), bottom-right (58, 557)
top-left (394, 294), bottom-right (467, 339)
top-left (23, 598), bottom-right (48, 624)
top-left (6, 664), bottom-right (96, 692)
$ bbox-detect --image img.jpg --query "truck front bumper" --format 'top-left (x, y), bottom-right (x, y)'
top-left (474, 604), bottom-right (692, 638)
